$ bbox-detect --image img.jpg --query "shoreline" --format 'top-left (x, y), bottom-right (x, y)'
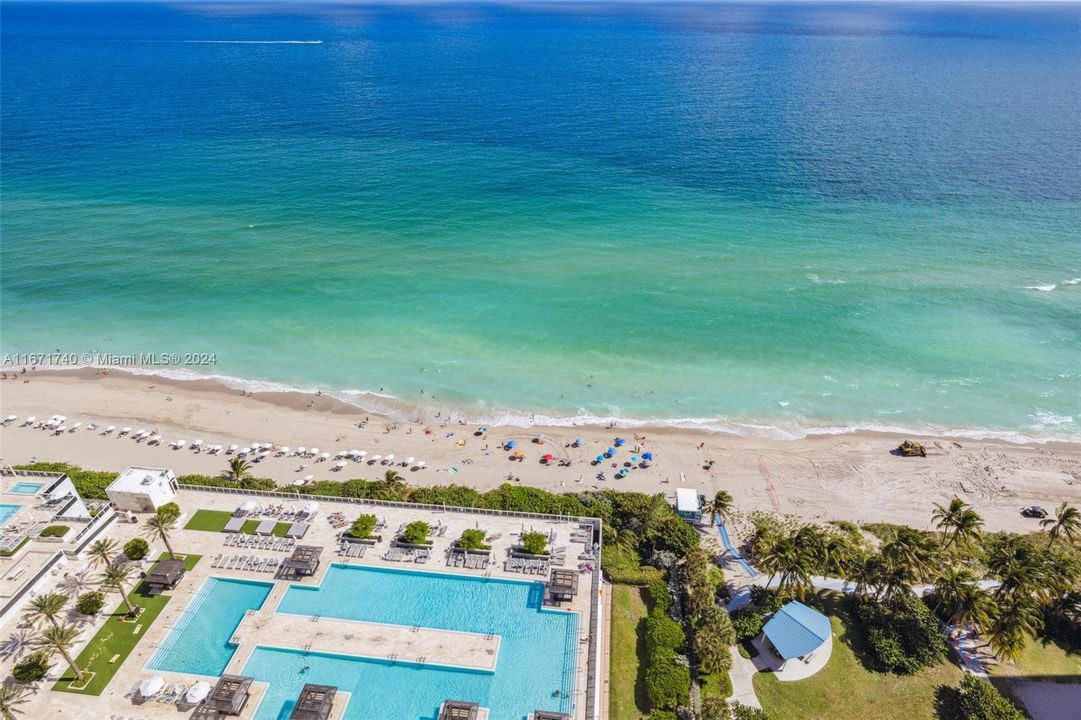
top-left (1, 368), bottom-right (1079, 534)
top-left (6, 363), bottom-right (1078, 445)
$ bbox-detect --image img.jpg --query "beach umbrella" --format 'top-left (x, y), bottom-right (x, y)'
top-left (505, 440), bottom-right (517, 450)
top-left (334, 461), bottom-right (347, 470)
top-left (405, 456), bottom-right (415, 465)
top-left (139, 676), bottom-right (165, 698)
top-left (3, 416), bottom-right (15, 424)
top-left (371, 454), bottom-right (382, 462)
top-left (25, 417), bottom-right (36, 426)
top-left (193, 439), bottom-right (203, 448)
top-left (605, 447), bottom-right (616, 456)
top-left (303, 474), bottom-right (314, 482)
top-left (296, 446), bottom-right (306, 456)
top-left (355, 450), bottom-right (367, 458)
top-left (542, 453), bottom-right (554, 462)
top-left (104, 425), bottom-right (115, 433)
top-left (228, 443), bottom-right (239, 453)
top-left (149, 435), bottom-right (162, 444)
top-left (595, 455), bottom-right (604, 463)
top-left (120, 427), bottom-right (132, 435)
top-left (309, 447), bottom-right (320, 456)
top-left (385, 454), bottom-right (395, 462)
top-left (614, 438), bottom-right (625, 447)
top-left (56, 425), bottom-right (67, 433)
top-left (279, 446), bottom-right (290, 455)
top-left (642, 452), bottom-right (653, 461)
top-left (573, 438), bottom-right (582, 447)
top-left (174, 440), bottom-right (186, 449)
top-left (185, 681), bottom-right (212, 704)
top-left (416, 461), bottom-right (427, 468)
top-left (320, 452), bottom-right (330, 460)
top-left (292, 479), bottom-right (306, 486)
top-left (631, 455), bottom-right (639, 463)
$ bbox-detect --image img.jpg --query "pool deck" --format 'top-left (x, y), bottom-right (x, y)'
top-left (2, 486), bottom-right (600, 720)
top-left (226, 603), bottom-right (502, 673)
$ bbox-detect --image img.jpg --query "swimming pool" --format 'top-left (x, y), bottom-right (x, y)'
top-left (0, 504), bottom-right (24, 526)
top-left (253, 565), bottom-right (578, 720)
top-left (7, 483), bottom-right (42, 495)
top-left (148, 577), bottom-right (272, 676)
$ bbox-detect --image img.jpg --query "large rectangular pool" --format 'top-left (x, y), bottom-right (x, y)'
top-left (0, 504), bottom-right (23, 526)
top-left (148, 577), bottom-right (272, 676)
top-left (256, 565), bottom-right (578, 720)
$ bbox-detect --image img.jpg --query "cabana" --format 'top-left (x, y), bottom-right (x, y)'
top-left (144, 559), bottom-right (185, 596)
top-left (286, 522), bottom-right (309, 539)
top-left (223, 517), bottom-right (245, 534)
top-left (544, 569), bottom-right (579, 605)
top-left (759, 600), bottom-right (833, 678)
top-left (195, 675), bottom-right (252, 717)
top-left (439, 700), bottom-right (480, 720)
top-left (298, 501), bottom-right (320, 520)
top-left (255, 519), bottom-right (276, 536)
top-left (277, 545), bottom-right (322, 580)
top-left (234, 500), bottom-right (257, 517)
top-left (288, 684), bottom-right (336, 720)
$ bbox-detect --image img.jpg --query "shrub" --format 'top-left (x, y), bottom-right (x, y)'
top-left (701, 696), bottom-right (729, 720)
top-left (38, 525), bottom-right (69, 538)
top-left (646, 612), bottom-right (686, 653)
top-left (695, 606), bottom-right (736, 675)
top-left (603, 544), bottom-right (664, 585)
top-left (647, 712), bottom-right (678, 720)
top-left (730, 607), bottom-right (765, 642)
top-left (348, 514), bottom-right (377, 540)
top-left (852, 594), bottom-right (947, 674)
top-left (458, 528), bottom-right (489, 551)
top-left (520, 531), bottom-right (548, 555)
top-left (179, 473), bottom-right (277, 491)
top-left (732, 704), bottom-right (772, 720)
top-left (12, 650), bottom-right (51, 683)
top-left (76, 591), bottom-right (106, 616)
top-left (749, 586), bottom-right (783, 615)
top-left (156, 502), bottom-right (182, 522)
top-left (958, 675), bottom-right (1026, 720)
top-left (647, 579), bottom-right (672, 614)
top-left (401, 521), bottom-right (431, 545)
top-left (123, 537), bottom-right (150, 561)
top-left (644, 648), bottom-right (691, 710)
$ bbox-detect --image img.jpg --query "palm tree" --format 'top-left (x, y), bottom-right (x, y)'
top-left (933, 498), bottom-right (985, 551)
top-left (23, 593), bottom-right (68, 631)
top-left (932, 497), bottom-right (965, 546)
top-left (950, 508), bottom-right (984, 551)
top-left (86, 538), bottom-right (118, 570)
top-left (227, 457), bottom-right (252, 482)
top-left (0, 684), bottom-right (29, 720)
top-left (702, 490), bottom-right (733, 526)
top-left (987, 598), bottom-right (1043, 662)
top-left (1041, 502), bottom-right (1080, 549)
top-left (100, 563), bottom-right (138, 617)
top-left (143, 513), bottom-right (177, 559)
top-left (988, 537), bottom-right (1041, 602)
top-left (37, 624), bottom-right (84, 683)
top-left (882, 528), bottom-right (938, 581)
top-left (930, 566), bottom-right (992, 637)
top-left (381, 470), bottom-right (406, 497)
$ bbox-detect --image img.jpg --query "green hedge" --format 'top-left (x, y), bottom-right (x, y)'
top-left (39, 525), bottom-right (70, 538)
top-left (958, 676), bottom-right (1026, 720)
top-left (851, 594), bottom-right (947, 674)
top-left (642, 580), bottom-right (691, 711)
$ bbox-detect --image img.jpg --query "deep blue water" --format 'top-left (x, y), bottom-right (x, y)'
top-left (2, 2), bottom-right (1079, 438)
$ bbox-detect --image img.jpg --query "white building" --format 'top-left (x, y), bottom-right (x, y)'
top-left (106, 466), bottom-right (178, 512)
top-left (674, 487), bottom-right (702, 522)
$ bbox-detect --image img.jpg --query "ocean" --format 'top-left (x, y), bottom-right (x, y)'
top-left (2, 1), bottom-right (1079, 440)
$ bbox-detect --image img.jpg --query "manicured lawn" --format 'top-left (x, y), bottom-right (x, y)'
top-left (754, 591), bottom-right (965, 720)
top-left (184, 509), bottom-right (289, 536)
top-left (184, 508), bottom-right (232, 532)
top-left (53, 553), bottom-right (202, 695)
top-left (989, 636), bottom-right (1081, 683)
top-left (610, 584), bottom-right (650, 720)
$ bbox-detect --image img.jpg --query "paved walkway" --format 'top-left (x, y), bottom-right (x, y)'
top-left (727, 646), bottom-right (762, 708)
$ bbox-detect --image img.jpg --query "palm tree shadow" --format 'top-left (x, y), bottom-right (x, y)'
top-left (0, 628), bottom-right (38, 660)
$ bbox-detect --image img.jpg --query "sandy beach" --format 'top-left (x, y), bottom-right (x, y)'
top-left (1, 368), bottom-right (1079, 533)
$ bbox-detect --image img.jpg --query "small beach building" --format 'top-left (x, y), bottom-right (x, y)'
top-left (277, 545), bottom-right (322, 580)
top-left (106, 466), bottom-right (178, 513)
top-left (194, 675), bottom-right (253, 717)
top-left (674, 488), bottom-right (702, 522)
top-left (439, 699), bottom-right (480, 720)
top-left (545, 569), bottom-right (579, 606)
top-left (759, 601), bottom-right (833, 678)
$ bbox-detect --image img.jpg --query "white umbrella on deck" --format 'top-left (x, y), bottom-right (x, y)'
top-left (139, 675), bottom-right (165, 698)
top-left (185, 681), bottom-right (212, 704)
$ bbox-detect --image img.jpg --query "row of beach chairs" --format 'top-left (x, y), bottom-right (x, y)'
top-left (384, 546), bottom-right (431, 564)
top-left (224, 534), bottom-right (295, 551)
top-left (211, 554), bottom-right (281, 573)
top-left (336, 543), bottom-right (367, 558)
top-left (448, 553), bottom-right (491, 570)
top-left (505, 557), bottom-right (549, 575)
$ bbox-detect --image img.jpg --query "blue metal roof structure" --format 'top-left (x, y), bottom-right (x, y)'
top-left (762, 601), bottom-right (831, 660)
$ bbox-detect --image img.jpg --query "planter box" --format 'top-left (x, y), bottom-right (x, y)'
top-left (342, 535), bottom-right (380, 545)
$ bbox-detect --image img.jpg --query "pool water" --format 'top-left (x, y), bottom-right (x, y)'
top-left (8, 483), bottom-right (42, 495)
top-left (256, 565), bottom-right (579, 720)
top-left (0, 504), bottom-right (24, 526)
top-left (148, 577), bottom-right (272, 676)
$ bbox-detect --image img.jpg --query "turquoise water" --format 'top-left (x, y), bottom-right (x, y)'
top-left (0, 505), bottom-right (23, 525)
top-left (148, 577), bottom-right (273, 676)
top-left (262, 565), bottom-right (578, 719)
top-left (2, 3), bottom-right (1079, 439)
top-left (7, 484), bottom-right (42, 495)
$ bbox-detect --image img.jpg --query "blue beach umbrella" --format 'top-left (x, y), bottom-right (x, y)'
top-left (631, 455), bottom-right (639, 463)
top-left (614, 438), bottom-right (625, 447)
top-left (642, 452), bottom-right (653, 461)
top-left (506, 440), bottom-right (517, 450)
top-left (595, 455), bottom-right (604, 463)
top-left (606, 447), bottom-right (616, 456)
